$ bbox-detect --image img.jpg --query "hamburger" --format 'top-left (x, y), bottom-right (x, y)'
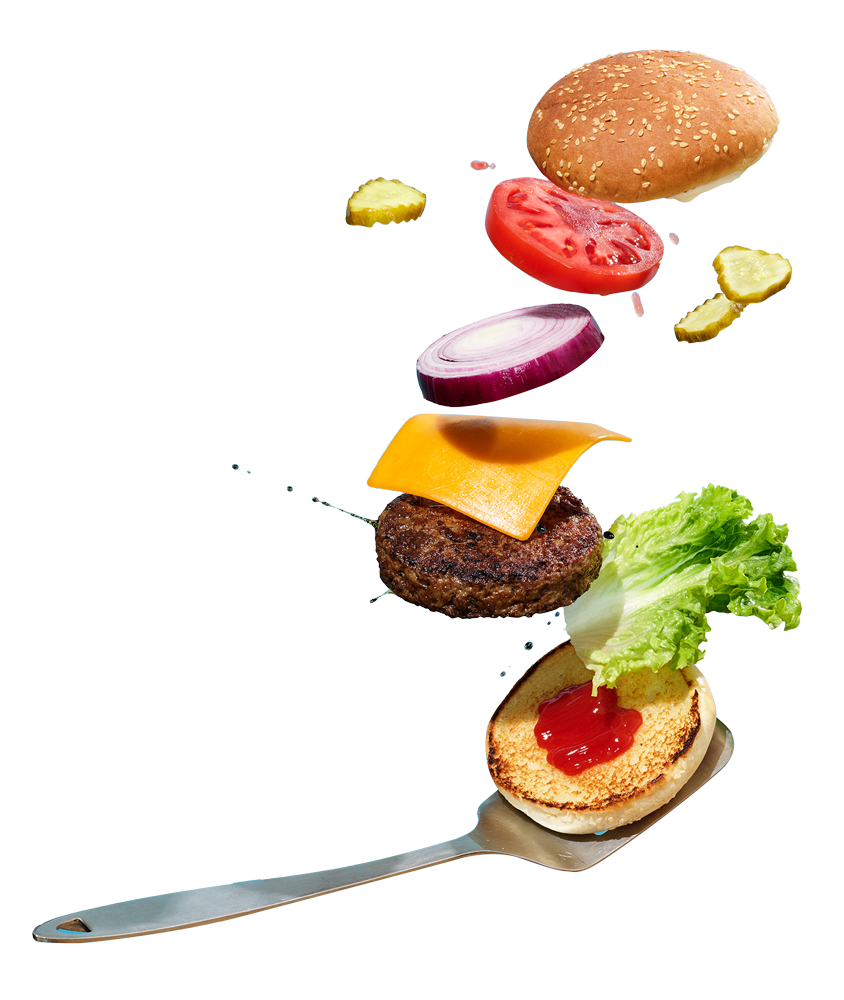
top-left (526, 50), bottom-right (778, 203)
top-left (367, 414), bottom-right (631, 619)
top-left (487, 484), bottom-right (800, 833)
top-left (487, 641), bottom-right (716, 834)
top-left (374, 487), bottom-right (602, 619)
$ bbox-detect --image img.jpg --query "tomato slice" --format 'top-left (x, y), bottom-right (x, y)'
top-left (485, 177), bottom-right (663, 295)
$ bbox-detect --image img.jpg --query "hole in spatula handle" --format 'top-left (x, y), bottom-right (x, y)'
top-left (56, 918), bottom-right (91, 934)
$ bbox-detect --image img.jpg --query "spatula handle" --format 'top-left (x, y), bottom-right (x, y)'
top-left (33, 834), bottom-right (483, 943)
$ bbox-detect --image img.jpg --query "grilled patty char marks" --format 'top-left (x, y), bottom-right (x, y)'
top-left (375, 487), bottom-right (602, 618)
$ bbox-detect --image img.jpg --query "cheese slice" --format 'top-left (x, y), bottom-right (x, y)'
top-left (367, 414), bottom-right (631, 540)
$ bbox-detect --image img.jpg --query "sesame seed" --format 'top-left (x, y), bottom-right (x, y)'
top-left (641, 158), bottom-right (646, 167)
top-left (633, 167), bottom-right (641, 174)
top-left (728, 129), bottom-right (737, 135)
top-left (642, 181), bottom-right (650, 188)
top-left (739, 141), bottom-right (744, 149)
top-left (657, 158), bottom-right (664, 167)
top-left (556, 170), bottom-right (563, 176)
top-left (694, 155), bottom-right (700, 162)
top-left (715, 144), bottom-right (720, 152)
top-left (679, 141), bottom-right (688, 147)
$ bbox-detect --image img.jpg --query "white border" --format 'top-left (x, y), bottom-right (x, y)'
top-left (11, 0), bottom-right (841, 1000)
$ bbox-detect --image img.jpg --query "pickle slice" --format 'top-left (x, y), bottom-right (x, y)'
top-left (346, 178), bottom-right (426, 227)
top-left (674, 293), bottom-right (744, 343)
top-left (713, 246), bottom-right (792, 304)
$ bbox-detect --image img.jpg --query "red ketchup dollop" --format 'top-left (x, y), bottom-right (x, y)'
top-left (535, 682), bottom-right (643, 776)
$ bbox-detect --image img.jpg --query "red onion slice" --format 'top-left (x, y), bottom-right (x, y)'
top-left (416, 304), bottom-right (603, 407)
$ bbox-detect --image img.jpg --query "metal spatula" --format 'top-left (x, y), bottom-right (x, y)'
top-left (33, 719), bottom-right (732, 943)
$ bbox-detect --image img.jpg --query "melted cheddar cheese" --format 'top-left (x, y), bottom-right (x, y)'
top-left (367, 414), bottom-right (630, 540)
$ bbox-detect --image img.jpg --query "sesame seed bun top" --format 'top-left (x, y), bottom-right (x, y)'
top-left (527, 50), bottom-right (779, 203)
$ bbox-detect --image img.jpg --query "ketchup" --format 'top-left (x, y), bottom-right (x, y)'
top-left (535, 682), bottom-right (642, 776)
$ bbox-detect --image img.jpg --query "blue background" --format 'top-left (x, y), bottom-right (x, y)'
top-left (33, 50), bottom-right (801, 944)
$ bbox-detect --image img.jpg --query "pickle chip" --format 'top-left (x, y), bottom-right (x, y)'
top-left (713, 246), bottom-right (792, 304)
top-left (674, 293), bottom-right (744, 343)
top-left (346, 177), bottom-right (426, 227)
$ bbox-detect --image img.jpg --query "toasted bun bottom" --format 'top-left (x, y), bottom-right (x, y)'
top-left (487, 642), bottom-right (716, 834)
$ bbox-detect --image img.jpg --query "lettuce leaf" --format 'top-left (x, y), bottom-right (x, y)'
top-left (564, 485), bottom-right (800, 688)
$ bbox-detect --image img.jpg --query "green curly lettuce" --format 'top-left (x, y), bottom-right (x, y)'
top-left (564, 485), bottom-right (800, 689)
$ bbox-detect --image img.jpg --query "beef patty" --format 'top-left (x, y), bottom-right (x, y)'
top-left (375, 487), bottom-right (602, 619)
